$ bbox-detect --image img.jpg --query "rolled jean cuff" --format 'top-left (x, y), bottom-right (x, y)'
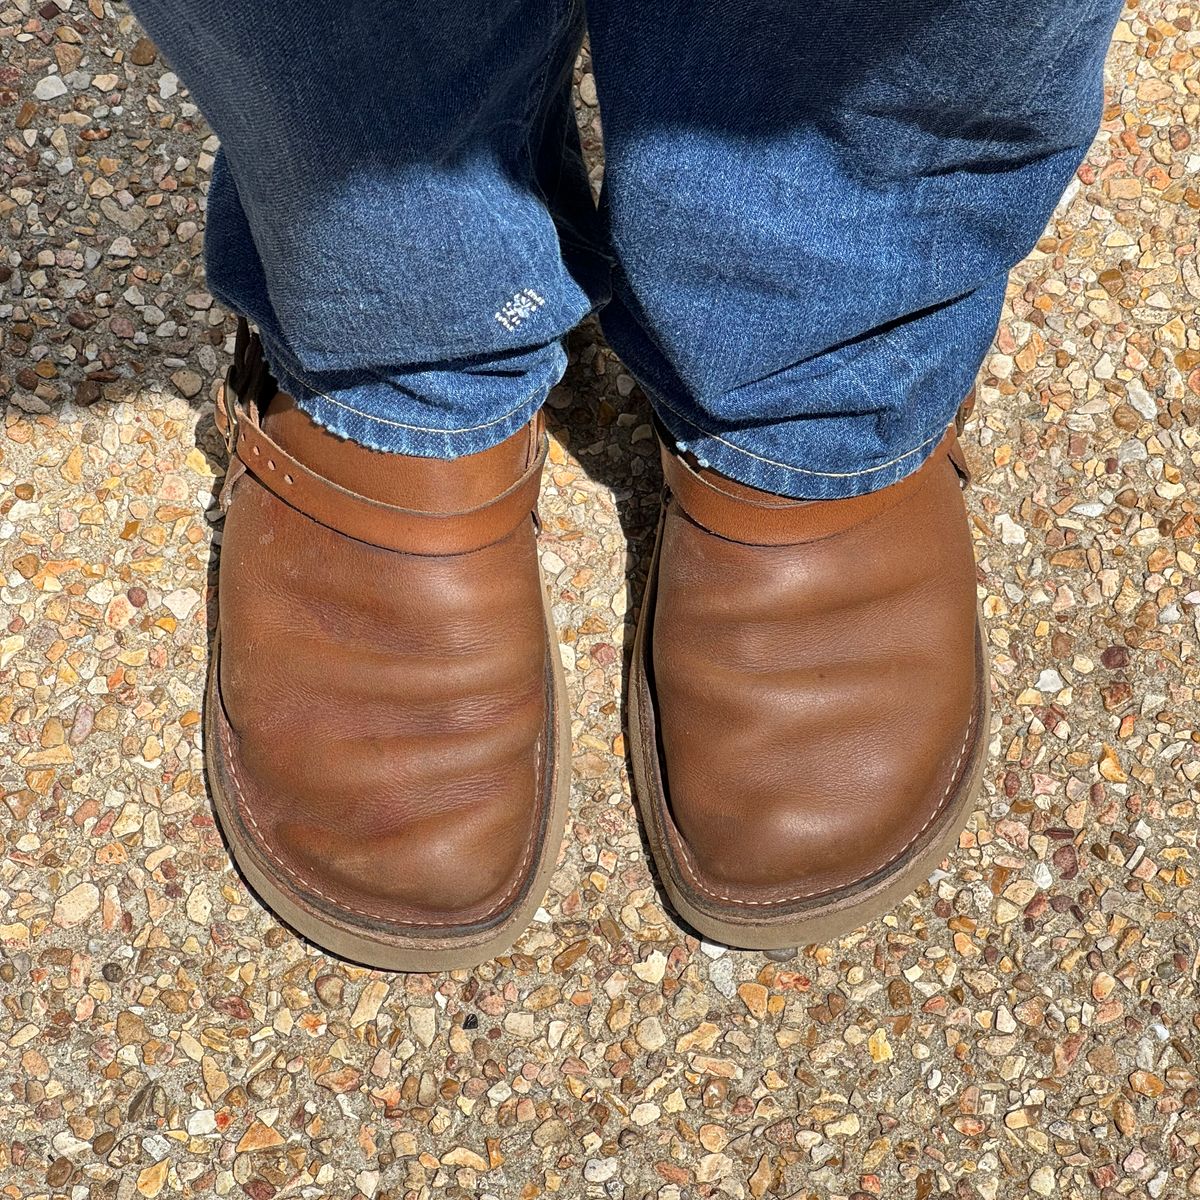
top-left (601, 277), bottom-right (998, 501)
top-left (652, 398), bottom-right (958, 502)
top-left (254, 327), bottom-right (567, 459)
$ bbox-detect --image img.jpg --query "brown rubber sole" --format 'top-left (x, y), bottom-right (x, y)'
top-left (204, 570), bottom-right (571, 972)
top-left (629, 510), bottom-right (991, 951)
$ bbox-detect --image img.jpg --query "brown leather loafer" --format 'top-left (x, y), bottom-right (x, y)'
top-left (205, 322), bottom-right (569, 970)
top-left (630, 419), bottom-right (989, 948)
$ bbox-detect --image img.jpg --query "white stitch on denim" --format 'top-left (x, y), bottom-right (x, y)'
top-left (654, 392), bottom-right (945, 479)
top-left (495, 288), bottom-right (546, 332)
top-left (256, 336), bottom-right (554, 438)
top-left (284, 378), bottom-right (545, 436)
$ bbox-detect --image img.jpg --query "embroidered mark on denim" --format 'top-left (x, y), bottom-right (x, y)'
top-left (495, 288), bottom-right (545, 332)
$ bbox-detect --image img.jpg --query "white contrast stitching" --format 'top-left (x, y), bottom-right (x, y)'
top-left (301, 382), bottom-right (544, 435)
top-left (655, 393), bottom-right (946, 479)
top-left (265, 349), bottom-right (547, 436)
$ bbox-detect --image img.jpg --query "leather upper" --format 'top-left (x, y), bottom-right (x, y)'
top-left (647, 428), bottom-right (982, 906)
top-left (212, 332), bottom-right (552, 932)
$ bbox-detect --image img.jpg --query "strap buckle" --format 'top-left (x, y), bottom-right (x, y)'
top-left (215, 367), bottom-right (240, 455)
top-left (216, 317), bottom-right (260, 452)
top-left (954, 387), bottom-right (977, 436)
top-left (215, 318), bottom-right (267, 511)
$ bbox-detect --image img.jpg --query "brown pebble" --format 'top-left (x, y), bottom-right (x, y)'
top-left (46, 1158), bottom-right (72, 1187)
top-left (1101, 645), bottom-right (1130, 669)
top-left (1129, 1070), bottom-right (1165, 1097)
top-left (75, 379), bottom-right (103, 405)
top-left (130, 35), bottom-right (158, 65)
top-left (314, 974), bottom-right (344, 1008)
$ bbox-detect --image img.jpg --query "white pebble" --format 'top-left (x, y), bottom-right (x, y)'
top-left (34, 75), bottom-right (69, 100)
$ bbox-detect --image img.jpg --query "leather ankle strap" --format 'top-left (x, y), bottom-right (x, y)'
top-left (661, 424), bottom-right (968, 547)
top-left (215, 321), bottom-right (545, 556)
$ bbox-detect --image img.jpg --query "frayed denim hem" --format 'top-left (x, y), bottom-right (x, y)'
top-left (255, 330), bottom-right (561, 459)
top-left (653, 397), bottom-right (952, 502)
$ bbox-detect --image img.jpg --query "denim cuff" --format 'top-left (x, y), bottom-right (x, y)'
top-left (255, 328), bottom-right (566, 459)
top-left (600, 282), bottom-right (987, 501)
top-left (653, 398), bottom-right (954, 502)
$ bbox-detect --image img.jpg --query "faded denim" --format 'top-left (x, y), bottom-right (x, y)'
top-left (127, 0), bottom-right (1122, 497)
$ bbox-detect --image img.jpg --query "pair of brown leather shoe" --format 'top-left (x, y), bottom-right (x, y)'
top-left (207, 323), bottom-right (988, 969)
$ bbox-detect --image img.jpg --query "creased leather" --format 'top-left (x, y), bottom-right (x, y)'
top-left (648, 430), bottom-right (980, 905)
top-left (213, 340), bottom-right (551, 932)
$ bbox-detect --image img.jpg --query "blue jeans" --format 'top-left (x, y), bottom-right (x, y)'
top-left (127, 0), bottom-right (1121, 498)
